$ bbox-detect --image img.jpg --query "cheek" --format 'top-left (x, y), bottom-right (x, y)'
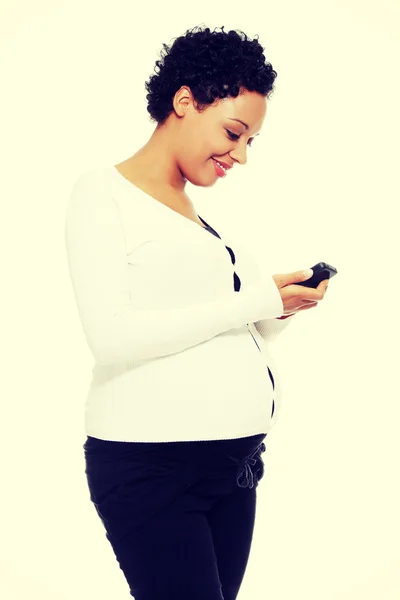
top-left (197, 132), bottom-right (219, 157)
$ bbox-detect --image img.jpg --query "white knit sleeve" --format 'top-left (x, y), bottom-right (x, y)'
top-left (64, 173), bottom-right (284, 365)
top-left (253, 314), bottom-right (295, 344)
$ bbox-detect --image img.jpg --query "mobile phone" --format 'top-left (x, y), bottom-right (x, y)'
top-left (298, 262), bottom-right (338, 288)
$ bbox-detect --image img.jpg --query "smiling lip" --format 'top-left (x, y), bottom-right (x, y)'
top-left (212, 159), bottom-right (233, 170)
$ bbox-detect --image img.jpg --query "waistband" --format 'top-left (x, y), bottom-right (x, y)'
top-left (84, 432), bottom-right (267, 489)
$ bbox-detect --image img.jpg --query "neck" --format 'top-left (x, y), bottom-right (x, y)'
top-left (128, 124), bottom-right (187, 192)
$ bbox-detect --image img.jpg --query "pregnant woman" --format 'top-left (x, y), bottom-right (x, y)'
top-left (65, 24), bottom-right (328, 600)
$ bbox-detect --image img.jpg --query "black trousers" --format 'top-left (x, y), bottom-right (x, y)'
top-left (84, 431), bottom-right (268, 600)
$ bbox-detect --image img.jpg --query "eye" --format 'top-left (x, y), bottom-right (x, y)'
top-left (226, 129), bottom-right (253, 147)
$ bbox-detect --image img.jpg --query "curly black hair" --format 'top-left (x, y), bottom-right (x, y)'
top-left (145, 25), bottom-right (278, 126)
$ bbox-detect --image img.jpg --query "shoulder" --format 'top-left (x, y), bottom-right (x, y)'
top-left (67, 167), bottom-right (115, 213)
top-left (71, 166), bottom-right (111, 194)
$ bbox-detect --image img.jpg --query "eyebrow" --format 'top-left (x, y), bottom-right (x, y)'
top-left (228, 118), bottom-right (260, 136)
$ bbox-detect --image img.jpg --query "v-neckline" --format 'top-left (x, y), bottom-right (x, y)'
top-left (111, 166), bottom-right (216, 234)
top-left (197, 215), bottom-right (221, 238)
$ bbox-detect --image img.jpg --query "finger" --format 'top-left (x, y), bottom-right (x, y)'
top-left (304, 280), bottom-right (328, 301)
top-left (317, 279), bottom-right (329, 291)
top-left (288, 283), bottom-right (324, 302)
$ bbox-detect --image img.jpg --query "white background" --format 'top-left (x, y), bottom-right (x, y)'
top-left (1, 1), bottom-right (399, 598)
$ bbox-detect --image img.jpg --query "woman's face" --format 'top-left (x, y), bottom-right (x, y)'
top-left (173, 86), bottom-right (267, 187)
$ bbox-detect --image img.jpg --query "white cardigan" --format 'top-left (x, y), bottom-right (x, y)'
top-left (64, 166), bottom-right (294, 442)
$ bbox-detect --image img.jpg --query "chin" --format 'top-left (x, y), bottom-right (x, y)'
top-left (185, 168), bottom-right (218, 189)
top-left (189, 177), bottom-right (217, 189)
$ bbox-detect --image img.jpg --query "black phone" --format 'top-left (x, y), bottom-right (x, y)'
top-left (297, 262), bottom-right (338, 288)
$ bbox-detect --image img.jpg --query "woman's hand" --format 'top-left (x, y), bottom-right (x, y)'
top-left (272, 270), bottom-right (329, 318)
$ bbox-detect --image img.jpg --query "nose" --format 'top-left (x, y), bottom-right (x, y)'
top-left (229, 143), bottom-right (248, 166)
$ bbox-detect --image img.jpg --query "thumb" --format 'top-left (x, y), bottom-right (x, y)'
top-left (273, 269), bottom-right (313, 289)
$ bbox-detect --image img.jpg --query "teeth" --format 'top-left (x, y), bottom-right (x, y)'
top-left (215, 160), bottom-right (227, 172)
